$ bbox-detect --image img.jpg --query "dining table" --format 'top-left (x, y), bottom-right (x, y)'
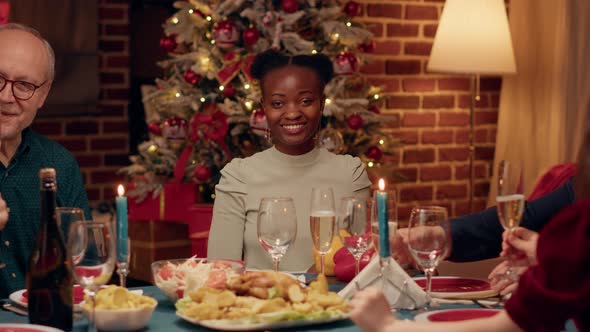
top-left (0, 280), bottom-right (578, 331)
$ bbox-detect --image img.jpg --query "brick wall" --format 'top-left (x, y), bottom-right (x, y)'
top-left (31, 0), bottom-right (130, 206)
top-left (29, 0), bottom-right (501, 218)
top-left (357, 0), bottom-right (501, 219)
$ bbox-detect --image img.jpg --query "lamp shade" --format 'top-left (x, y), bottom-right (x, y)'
top-left (427, 0), bottom-right (517, 75)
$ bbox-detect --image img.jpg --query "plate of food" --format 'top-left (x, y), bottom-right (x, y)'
top-left (9, 285), bottom-right (143, 312)
top-left (413, 276), bottom-right (498, 299)
top-left (175, 271), bottom-right (349, 331)
top-left (414, 308), bottom-right (501, 322)
top-left (0, 323), bottom-right (65, 332)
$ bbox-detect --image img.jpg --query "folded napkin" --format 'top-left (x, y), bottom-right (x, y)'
top-left (338, 256), bottom-right (427, 310)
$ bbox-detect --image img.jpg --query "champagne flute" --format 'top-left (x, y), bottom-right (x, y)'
top-left (68, 220), bottom-right (116, 332)
top-left (496, 160), bottom-right (525, 281)
top-left (407, 206), bottom-right (450, 309)
top-left (338, 197), bottom-right (372, 276)
top-left (310, 187), bottom-right (336, 275)
top-left (257, 197), bottom-right (297, 272)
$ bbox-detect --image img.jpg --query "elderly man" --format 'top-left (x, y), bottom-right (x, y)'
top-left (0, 23), bottom-right (90, 298)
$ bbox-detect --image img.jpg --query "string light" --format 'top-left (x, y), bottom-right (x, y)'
top-left (312, 50), bottom-right (318, 54)
top-left (368, 161), bottom-right (374, 168)
top-left (205, 32), bottom-right (211, 39)
top-left (210, 40), bottom-right (216, 45)
top-left (244, 100), bottom-right (253, 110)
top-left (206, 16), bottom-right (212, 21)
top-left (244, 83), bottom-right (251, 90)
top-left (346, 22), bottom-right (352, 27)
top-left (171, 17), bottom-right (179, 24)
top-left (379, 139), bottom-right (385, 145)
top-left (330, 33), bottom-right (340, 41)
top-left (200, 97), bottom-right (206, 103)
top-left (219, 85), bottom-right (225, 91)
top-left (325, 98), bottom-right (332, 105)
top-left (148, 145), bottom-right (158, 153)
top-left (175, 92), bottom-right (181, 98)
top-left (373, 94), bottom-right (380, 100)
top-left (188, 9), bottom-right (194, 14)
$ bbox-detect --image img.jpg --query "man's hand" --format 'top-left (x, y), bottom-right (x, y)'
top-left (0, 193), bottom-right (8, 231)
top-left (349, 287), bottom-right (396, 332)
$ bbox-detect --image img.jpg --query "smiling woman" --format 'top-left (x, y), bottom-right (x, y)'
top-left (207, 49), bottom-right (371, 272)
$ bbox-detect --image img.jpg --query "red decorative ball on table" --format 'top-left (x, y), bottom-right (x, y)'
top-left (242, 27), bottom-right (260, 46)
top-left (159, 35), bottom-right (178, 53)
top-left (333, 51), bottom-right (359, 75)
top-left (212, 20), bottom-right (240, 50)
top-left (366, 146), bottom-right (383, 161)
top-left (343, 1), bottom-right (362, 17)
top-left (194, 165), bottom-right (212, 182)
top-left (183, 69), bottom-right (201, 85)
top-left (347, 114), bottom-right (364, 130)
top-left (222, 84), bottom-right (236, 98)
top-left (148, 122), bottom-right (162, 135)
top-left (281, 0), bottom-right (299, 13)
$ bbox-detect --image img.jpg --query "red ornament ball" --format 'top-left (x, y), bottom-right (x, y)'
top-left (344, 1), bottom-right (362, 17)
top-left (212, 20), bottom-right (240, 50)
top-left (159, 35), bottom-right (178, 53)
top-left (347, 114), bottom-right (364, 130)
top-left (222, 84), bottom-right (236, 98)
top-left (242, 27), bottom-right (260, 45)
top-left (366, 146), bottom-right (383, 161)
top-left (162, 116), bottom-right (188, 141)
top-left (281, 0), bottom-right (299, 13)
top-left (183, 69), bottom-right (201, 85)
top-left (333, 51), bottom-right (360, 75)
top-left (194, 165), bottom-right (212, 182)
top-left (148, 122), bottom-right (162, 135)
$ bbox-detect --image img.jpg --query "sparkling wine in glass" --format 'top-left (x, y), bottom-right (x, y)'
top-left (338, 197), bottom-right (372, 276)
top-left (496, 160), bottom-right (525, 280)
top-left (407, 206), bottom-right (450, 309)
top-left (68, 220), bottom-right (116, 332)
top-left (310, 187), bottom-right (336, 275)
top-left (257, 197), bottom-right (297, 272)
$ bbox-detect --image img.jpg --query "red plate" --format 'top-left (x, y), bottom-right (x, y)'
top-left (21, 285), bottom-right (85, 304)
top-left (415, 308), bottom-right (501, 322)
top-left (0, 324), bottom-right (63, 332)
top-left (413, 276), bottom-right (497, 299)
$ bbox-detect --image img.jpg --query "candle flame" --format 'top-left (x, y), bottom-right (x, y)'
top-left (378, 178), bottom-right (385, 191)
top-left (117, 184), bottom-right (125, 196)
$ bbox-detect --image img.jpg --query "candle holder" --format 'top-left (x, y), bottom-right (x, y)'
top-left (117, 238), bottom-right (130, 288)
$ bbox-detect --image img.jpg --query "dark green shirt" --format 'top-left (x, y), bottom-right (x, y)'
top-left (0, 128), bottom-right (90, 298)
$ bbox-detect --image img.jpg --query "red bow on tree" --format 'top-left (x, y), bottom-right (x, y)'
top-left (216, 51), bottom-right (256, 86)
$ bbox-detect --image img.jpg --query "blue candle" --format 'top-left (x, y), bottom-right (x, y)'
top-left (376, 178), bottom-right (390, 258)
top-left (116, 184), bottom-right (128, 262)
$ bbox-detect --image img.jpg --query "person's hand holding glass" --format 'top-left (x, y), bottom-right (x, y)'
top-left (495, 160), bottom-right (525, 281)
top-left (338, 197), bottom-right (372, 276)
top-left (68, 220), bottom-right (116, 332)
top-left (407, 206), bottom-right (450, 309)
top-left (257, 197), bottom-right (297, 272)
top-left (310, 187), bottom-right (336, 275)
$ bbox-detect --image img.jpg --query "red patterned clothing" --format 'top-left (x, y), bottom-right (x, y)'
top-left (505, 198), bottom-right (590, 332)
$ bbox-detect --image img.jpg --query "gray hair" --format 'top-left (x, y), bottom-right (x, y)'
top-left (0, 23), bottom-right (55, 81)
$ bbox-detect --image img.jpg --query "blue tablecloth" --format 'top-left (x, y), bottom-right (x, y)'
top-left (0, 285), bottom-right (577, 331)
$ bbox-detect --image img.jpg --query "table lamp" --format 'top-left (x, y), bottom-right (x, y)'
top-left (427, 0), bottom-right (517, 212)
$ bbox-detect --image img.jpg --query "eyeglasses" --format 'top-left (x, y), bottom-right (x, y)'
top-left (0, 74), bottom-right (46, 101)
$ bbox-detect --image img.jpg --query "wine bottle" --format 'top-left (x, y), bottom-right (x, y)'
top-left (27, 168), bottom-right (73, 330)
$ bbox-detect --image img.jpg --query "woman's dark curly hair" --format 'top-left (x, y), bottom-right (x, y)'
top-left (250, 49), bottom-right (334, 90)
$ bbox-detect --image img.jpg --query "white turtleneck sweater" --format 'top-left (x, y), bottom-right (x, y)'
top-left (207, 146), bottom-right (371, 272)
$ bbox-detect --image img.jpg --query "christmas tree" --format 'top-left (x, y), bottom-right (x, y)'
top-left (121, 0), bottom-right (399, 203)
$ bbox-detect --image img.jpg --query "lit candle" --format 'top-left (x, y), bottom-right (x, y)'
top-left (116, 184), bottom-right (128, 262)
top-left (376, 178), bottom-right (390, 258)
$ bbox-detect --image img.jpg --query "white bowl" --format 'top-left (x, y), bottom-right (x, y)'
top-left (82, 302), bottom-right (157, 331)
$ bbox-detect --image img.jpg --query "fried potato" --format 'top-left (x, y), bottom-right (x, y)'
top-left (308, 274), bottom-right (329, 294)
top-left (287, 284), bottom-right (305, 303)
top-left (257, 297), bottom-right (289, 314)
top-left (306, 292), bottom-right (344, 308)
top-left (184, 302), bottom-right (225, 320)
top-left (86, 285), bottom-right (156, 310)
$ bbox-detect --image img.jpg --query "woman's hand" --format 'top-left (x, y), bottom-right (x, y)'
top-left (501, 227), bottom-right (539, 266)
top-left (488, 260), bottom-right (527, 296)
top-left (349, 287), bottom-right (395, 332)
top-left (0, 194), bottom-right (8, 231)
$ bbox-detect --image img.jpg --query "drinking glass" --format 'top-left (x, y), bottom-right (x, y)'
top-left (309, 187), bottom-right (336, 275)
top-left (338, 197), bottom-right (372, 276)
top-left (56, 207), bottom-right (85, 245)
top-left (496, 160), bottom-right (525, 281)
top-left (407, 206), bottom-right (450, 309)
top-left (257, 197), bottom-right (297, 272)
top-left (68, 220), bottom-right (116, 332)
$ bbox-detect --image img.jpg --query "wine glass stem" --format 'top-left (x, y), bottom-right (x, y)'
top-left (424, 267), bottom-right (434, 308)
top-left (320, 254), bottom-right (326, 275)
top-left (88, 291), bottom-right (98, 332)
top-left (272, 258), bottom-right (280, 272)
top-left (354, 257), bottom-right (361, 276)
